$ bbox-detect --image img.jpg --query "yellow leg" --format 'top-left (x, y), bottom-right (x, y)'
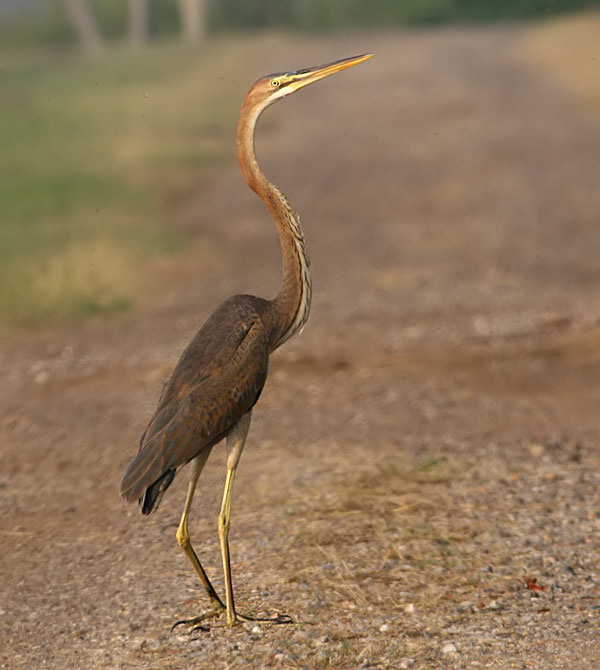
top-left (218, 467), bottom-right (238, 625)
top-left (218, 411), bottom-right (252, 626)
top-left (175, 448), bottom-right (225, 612)
top-left (217, 462), bottom-right (294, 627)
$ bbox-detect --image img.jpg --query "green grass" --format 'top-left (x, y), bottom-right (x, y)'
top-left (0, 38), bottom-right (253, 326)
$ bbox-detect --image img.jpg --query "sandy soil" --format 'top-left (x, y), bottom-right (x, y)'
top-left (2, 26), bottom-right (600, 669)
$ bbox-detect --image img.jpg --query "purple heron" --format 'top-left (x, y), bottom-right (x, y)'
top-left (120, 53), bottom-right (372, 628)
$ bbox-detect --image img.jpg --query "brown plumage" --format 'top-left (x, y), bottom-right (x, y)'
top-left (121, 296), bottom-right (271, 512)
top-left (120, 53), bottom-right (372, 627)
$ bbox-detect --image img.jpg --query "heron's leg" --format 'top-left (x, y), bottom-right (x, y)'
top-left (175, 448), bottom-right (225, 613)
top-left (215, 413), bottom-right (294, 627)
top-left (217, 411), bottom-right (252, 625)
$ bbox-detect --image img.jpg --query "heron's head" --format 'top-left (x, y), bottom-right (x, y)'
top-left (245, 53), bottom-right (373, 114)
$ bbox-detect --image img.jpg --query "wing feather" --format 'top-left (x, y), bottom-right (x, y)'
top-left (120, 296), bottom-right (270, 506)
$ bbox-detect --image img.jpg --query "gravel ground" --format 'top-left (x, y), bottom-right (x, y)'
top-left (2, 24), bottom-right (600, 669)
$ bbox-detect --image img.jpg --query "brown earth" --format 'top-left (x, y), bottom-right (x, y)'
top-left (2, 24), bottom-right (600, 669)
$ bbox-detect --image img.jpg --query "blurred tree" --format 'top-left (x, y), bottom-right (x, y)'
top-left (0, 0), bottom-right (596, 55)
top-left (63, 0), bottom-right (104, 54)
top-left (129, 0), bottom-right (149, 46)
top-left (177, 0), bottom-right (206, 44)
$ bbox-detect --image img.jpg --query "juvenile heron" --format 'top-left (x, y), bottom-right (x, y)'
top-left (120, 53), bottom-right (372, 627)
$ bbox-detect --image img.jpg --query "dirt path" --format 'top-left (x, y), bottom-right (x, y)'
top-left (2, 27), bottom-right (600, 668)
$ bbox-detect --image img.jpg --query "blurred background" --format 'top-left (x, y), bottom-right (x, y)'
top-left (3, 4), bottom-right (600, 667)
top-left (0, 0), bottom-right (598, 331)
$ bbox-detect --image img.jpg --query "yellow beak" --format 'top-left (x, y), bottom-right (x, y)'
top-left (286, 53), bottom-right (373, 92)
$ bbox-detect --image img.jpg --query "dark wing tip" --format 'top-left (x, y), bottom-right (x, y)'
top-left (141, 469), bottom-right (176, 514)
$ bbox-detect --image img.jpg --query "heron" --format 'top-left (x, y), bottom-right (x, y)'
top-left (120, 53), bottom-right (372, 627)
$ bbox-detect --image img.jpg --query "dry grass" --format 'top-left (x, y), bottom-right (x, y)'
top-left (520, 10), bottom-right (600, 111)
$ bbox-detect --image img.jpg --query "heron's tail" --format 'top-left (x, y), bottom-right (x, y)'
top-left (141, 469), bottom-right (175, 514)
top-left (120, 447), bottom-right (176, 515)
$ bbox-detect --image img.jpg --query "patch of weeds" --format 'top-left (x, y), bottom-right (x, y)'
top-left (435, 537), bottom-right (453, 557)
top-left (403, 523), bottom-right (437, 540)
top-left (356, 459), bottom-right (412, 488)
top-left (416, 457), bottom-right (440, 472)
top-left (76, 295), bottom-right (133, 317)
top-left (291, 526), bottom-right (344, 548)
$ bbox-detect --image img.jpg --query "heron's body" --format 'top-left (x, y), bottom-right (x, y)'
top-left (120, 53), bottom-right (371, 627)
top-left (122, 295), bottom-right (271, 513)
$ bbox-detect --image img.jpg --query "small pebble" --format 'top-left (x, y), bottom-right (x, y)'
top-left (457, 601), bottom-right (475, 613)
top-left (441, 642), bottom-right (458, 656)
top-left (405, 603), bottom-right (415, 614)
top-left (251, 626), bottom-right (261, 635)
top-left (379, 623), bottom-right (390, 632)
top-left (528, 443), bottom-right (544, 457)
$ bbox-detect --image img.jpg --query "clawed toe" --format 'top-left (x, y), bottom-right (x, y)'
top-left (171, 606), bottom-right (294, 632)
top-left (237, 611), bottom-right (294, 625)
top-left (171, 604), bottom-right (226, 633)
top-left (272, 613), bottom-right (294, 625)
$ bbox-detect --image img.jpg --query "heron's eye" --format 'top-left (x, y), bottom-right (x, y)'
top-left (271, 79), bottom-right (281, 88)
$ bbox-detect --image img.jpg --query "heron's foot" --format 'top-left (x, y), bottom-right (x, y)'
top-left (171, 602), bottom-right (226, 634)
top-left (171, 605), bottom-right (294, 634)
top-left (237, 611), bottom-right (294, 625)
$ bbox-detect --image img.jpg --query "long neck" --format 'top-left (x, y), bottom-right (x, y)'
top-left (237, 96), bottom-right (312, 351)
